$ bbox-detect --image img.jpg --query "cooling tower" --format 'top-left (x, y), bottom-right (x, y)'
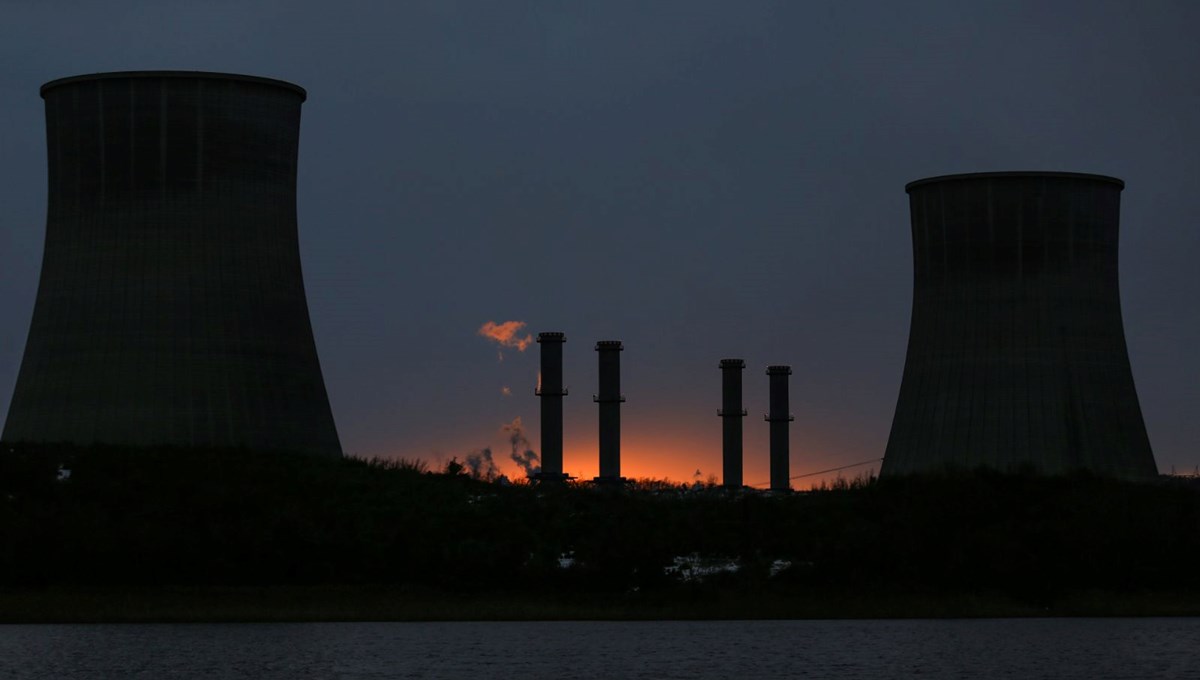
top-left (882, 172), bottom-right (1155, 478)
top-left (1, 71), bottom-right (342, 456)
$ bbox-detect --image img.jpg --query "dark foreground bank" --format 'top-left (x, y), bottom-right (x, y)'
top-left (2, 444), bottom-right (1199, 621)
top-left (5, 585), bottom-right (1200, 623)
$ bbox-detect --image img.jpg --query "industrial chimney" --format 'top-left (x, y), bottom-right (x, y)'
top-left (719, 359), bottom-right (747, 488)
top-left (2, 71), bottom-right (341, 456)
top-left (534, 332), bottom-right (569, 481)
top-left (593, 341), bottom-right (625, 483)
top-left (765, 365), bottom-right (793, 491)
top-left (883, 172), bottom-right (1156, 478)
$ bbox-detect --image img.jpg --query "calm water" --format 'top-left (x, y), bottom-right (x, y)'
top-left (1, 619), bottom-right (1196, 679)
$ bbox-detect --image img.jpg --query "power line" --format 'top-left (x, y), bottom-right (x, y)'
top-left (749, 457), bottom-right (883, 488)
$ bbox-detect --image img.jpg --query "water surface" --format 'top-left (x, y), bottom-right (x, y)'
top-left (2, 618), bottom-right (1195, 678)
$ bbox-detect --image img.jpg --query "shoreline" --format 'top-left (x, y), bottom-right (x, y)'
top-left (3, 586), bottom-right (1199, 623)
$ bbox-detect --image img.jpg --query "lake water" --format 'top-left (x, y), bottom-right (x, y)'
top-left (1, 618), bottom-right (1195, 678)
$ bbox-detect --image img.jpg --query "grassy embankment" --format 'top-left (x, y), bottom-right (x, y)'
top-left (6, 586), bottom-right (1200, 623)
top-left (2, 444), bottom-right (1198, 621)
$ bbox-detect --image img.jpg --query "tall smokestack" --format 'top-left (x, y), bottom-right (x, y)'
top-left (593, 341), bottom-right (625, 483)
top-left (534, 332), bottom-right (569, 481)
top-left (719, 359), bottom-right (747, 488)
top-left (766, 365), bottom-right (793, 491)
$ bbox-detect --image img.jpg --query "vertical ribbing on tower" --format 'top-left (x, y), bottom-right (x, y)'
top-left (534, 332), bottom-right (569, 481)
top-left (719, 359), bottom-right (747, 488)
top-left (1, 71), bottom-right (340, 457)
top-left (765, 365), bottom-right (793, 491)
top-left (882, 172), bottom-right (1157, 478)
top-left (593, 341), bottom-right (625, 483)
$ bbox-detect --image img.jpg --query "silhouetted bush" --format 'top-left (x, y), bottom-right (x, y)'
top-left (1, 442), bottom-right (1198, 603)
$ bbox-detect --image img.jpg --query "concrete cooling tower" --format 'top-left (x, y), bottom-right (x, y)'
top-left (2, 71), bottom-right (341, 456)
top-left (882, 172), bottom-right (1155, 478)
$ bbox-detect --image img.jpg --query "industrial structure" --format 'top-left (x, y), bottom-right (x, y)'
top-left (882, 171), bottom-right (1156, 478)
top-left (534, 332), bottom-right (570, 480)
top-left (2, 71), bottom-right (341, 456)
top-left (718, 359), bottom-right (746, 488)
top-left (593, 341), bottom-right (625, 483)
top-left (765, 365), bottom-right (793, 491)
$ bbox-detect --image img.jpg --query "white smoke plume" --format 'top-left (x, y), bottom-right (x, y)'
top-left (477, 320), bottom-right (533, 361)
top-left (464, 447), bottom-right (501, 481)
top-left (502, 416), bottom-right (540, 477)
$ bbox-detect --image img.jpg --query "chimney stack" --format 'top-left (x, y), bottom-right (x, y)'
top-left (766, 365), bottom-right (793, 492)
top-left (593, 341), bottom-right (625, 483)
top-left (534, 332), bottom-right (569, 481)
top-left (719, 359), bottom-right (747, 488)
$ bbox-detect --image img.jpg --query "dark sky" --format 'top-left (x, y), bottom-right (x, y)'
top-left (1, 1), bottom-right (1197, 484)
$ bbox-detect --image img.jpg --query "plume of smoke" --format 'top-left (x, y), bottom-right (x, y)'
top-left (502, 416), bottom-right (540, 477)
top-left (478, 320), bottom-right (533, 361)
top-left (511, 448), bottom-right (540, 478)
top-left (464, 447), bottom-right (500, 481)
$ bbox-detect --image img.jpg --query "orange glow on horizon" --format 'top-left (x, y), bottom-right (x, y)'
top-left (554, 429), bottom-right (877, 489)
top-left (369, 413), bottom-right (880, 490)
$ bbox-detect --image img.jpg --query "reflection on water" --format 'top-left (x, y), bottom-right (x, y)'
top-left (1, 618), bottom-right (1196, 679)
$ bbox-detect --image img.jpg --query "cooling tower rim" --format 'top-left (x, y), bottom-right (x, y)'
top-left (905, 171), bottom-right (1124, 193)
top-left (41, 71), bottom-right (307, 101)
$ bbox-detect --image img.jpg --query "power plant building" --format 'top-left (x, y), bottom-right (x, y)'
top-left (882, 172), bottom-right (1156, 478)
top-left (2, 71), bottom-right (342, 456)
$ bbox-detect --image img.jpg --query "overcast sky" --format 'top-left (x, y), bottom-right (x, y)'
top-left (1, 1), bottom-right (1197, 484)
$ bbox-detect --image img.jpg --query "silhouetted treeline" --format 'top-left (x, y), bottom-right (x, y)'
top-left (2, 443), bottom-right (1198, 605)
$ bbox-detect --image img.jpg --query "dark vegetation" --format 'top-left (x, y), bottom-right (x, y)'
top-left (2, 443), bottom-right (1199, 619)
